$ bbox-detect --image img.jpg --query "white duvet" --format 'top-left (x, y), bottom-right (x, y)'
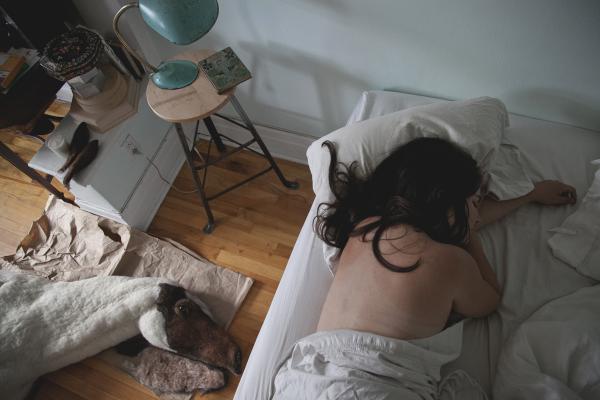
top-left (494, 284), bottom-right (600, 399)
top-left (272, 324), bottom-right (488, 400)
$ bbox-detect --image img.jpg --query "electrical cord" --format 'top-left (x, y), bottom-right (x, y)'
top-left (134, 141), bottom-right (308, 203)
top-left (135, 148), bottom-right (199, 194)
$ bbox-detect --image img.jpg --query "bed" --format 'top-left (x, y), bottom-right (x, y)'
top-left (233, 90), bottom-right (600, 399)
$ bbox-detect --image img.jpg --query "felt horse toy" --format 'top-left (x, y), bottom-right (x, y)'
top-left (0, 271), bottom-right (241, 399)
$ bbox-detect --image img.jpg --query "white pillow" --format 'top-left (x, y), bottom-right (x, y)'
top-left (308, 96), bottom-right (509, 200)
top-left (345, 91), bottom-right (534, 201)
top-left (345, 90), bottom-right (446, 124)
top-left (307, 96), bottom-right (510, 271)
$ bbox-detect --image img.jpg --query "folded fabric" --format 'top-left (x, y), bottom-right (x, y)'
top-left (486, 139), bottom-right (534, 201)
top-left (272, 324), bottom-right (487, 400)
top-left (548, 160), bottom-right (600, 277)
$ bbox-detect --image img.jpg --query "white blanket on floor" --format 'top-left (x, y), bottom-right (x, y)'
top-left (272, 323), bottom-right (488, 400)
top-left (494, 285), bottom-right (600, 400)
top-left (0, 272), bottom-right (171, 400)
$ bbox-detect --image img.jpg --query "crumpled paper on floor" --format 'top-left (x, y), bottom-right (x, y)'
top-left (1, 195), bottom-right (254, 398)
top-left (1, 196), bottom-right (253, 328)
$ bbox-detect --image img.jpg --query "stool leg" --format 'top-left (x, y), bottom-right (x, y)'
top-left (174, 123), bottom-right (215, 233)
top-left (229, 96), bottom-right (299, 189)
top-left (203, 117), bottom-right (226, 153)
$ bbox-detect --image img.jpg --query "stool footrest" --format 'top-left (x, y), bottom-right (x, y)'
top-left (206, 166), bottom-right (272, 201)
top-left (193, 138), bottom-right (256, 170)
top-left (172, 95), bottom-right (299, 234)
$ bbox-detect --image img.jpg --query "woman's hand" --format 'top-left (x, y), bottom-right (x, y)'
top-left (528, 180), bottom-right (577, 206)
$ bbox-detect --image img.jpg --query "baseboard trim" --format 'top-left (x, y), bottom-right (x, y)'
top-left (211, 116), bottom-right (315, 165)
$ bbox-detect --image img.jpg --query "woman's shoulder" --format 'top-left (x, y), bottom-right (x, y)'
top-left (424, 241), bottom-right (472, 271)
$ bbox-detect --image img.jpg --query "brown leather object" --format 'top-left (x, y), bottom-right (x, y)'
top-left (63, 139), bottom-right (99, 186)
top-left (59, 122), bottom-right (90, 173)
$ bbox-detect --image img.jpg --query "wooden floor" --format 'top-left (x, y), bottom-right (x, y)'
top-left (0, 131), bottom-right (314, 399)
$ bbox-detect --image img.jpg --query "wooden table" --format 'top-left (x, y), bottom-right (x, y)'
top-left (146, 50), bottom-right (298, 233)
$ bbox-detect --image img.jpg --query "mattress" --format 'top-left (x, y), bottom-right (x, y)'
top-left (233, 91), bottom-right (600, 399)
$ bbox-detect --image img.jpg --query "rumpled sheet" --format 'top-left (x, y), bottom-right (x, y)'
top-left (548, 160), bottom-right (600, 277)
top-left (272, 323), bottom-right (488, 400)
top-left (494, 285), bottom-right (600, 399)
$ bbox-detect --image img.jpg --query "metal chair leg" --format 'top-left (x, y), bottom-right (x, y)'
top-left (229, 95), bottom-right (299, 189)
top-left (174, 123), bottom-right (215, 233)
top-left (203, 117), bottom-right (226, 153)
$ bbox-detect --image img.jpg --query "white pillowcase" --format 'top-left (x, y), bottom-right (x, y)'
top-left (307, 95), bottom-right (532, 272)
top-left (308, 96), bottom-right (509, 201)
top-left (344, 91), bottom-right (534, 201)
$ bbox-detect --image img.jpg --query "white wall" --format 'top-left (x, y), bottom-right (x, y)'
top-left (74, 0), bottom-right (600, 137)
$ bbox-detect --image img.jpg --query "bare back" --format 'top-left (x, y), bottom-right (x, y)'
top-left (317, 221), bottom-right (464, 340)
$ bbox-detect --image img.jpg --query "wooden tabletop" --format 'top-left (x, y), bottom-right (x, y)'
top-left (146, 50), bottom-right (235, 123)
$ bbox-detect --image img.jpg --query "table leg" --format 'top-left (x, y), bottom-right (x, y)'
top-left (229, 95), bottom-right (299, 189)
top-left (174, 122), bottom-right (216, 233)
top-left (203, 117), bottom-right (226, 153)
top-left (0, 141), bottom-right (73, 204)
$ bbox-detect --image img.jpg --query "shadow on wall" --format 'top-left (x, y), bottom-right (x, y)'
top-left (231, 41), bottom-right (372, 136)
top-left (506, 88), bottom-right (600, 132)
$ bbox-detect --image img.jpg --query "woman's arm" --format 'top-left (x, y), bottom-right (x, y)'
top-left (463, 233), bottom-right (501, 294)
top-left (452, 235), bottom-right (500, 317)
top-left (478, 180), bottom-right (577, 228)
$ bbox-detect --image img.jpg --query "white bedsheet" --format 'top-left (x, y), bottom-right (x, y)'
top-left (234, 91), bottom-right (600, 399)
top-left (494, 284), bottom-right (600, 399)
top-left (273, 324), bottom-right (487, 400)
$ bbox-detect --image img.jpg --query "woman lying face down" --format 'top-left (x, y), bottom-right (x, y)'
top-left (315, 137), bottom-right (576, 340)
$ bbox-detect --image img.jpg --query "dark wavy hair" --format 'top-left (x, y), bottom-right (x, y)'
top-left (314, 137), bottom-right (481, 272)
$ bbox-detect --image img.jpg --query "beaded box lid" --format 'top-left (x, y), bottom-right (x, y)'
top-left (40, 28), bottom-right (103, 82)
